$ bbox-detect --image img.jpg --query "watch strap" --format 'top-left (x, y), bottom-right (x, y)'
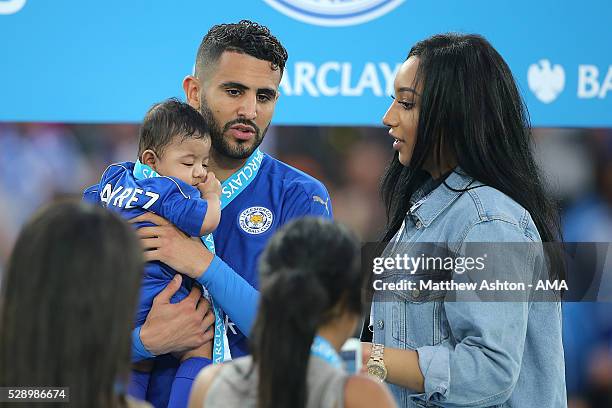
top-left (370, 343), bottom-right (385, 364)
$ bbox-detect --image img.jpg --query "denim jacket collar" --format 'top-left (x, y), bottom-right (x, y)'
top-left (409, 167), bottom-right (475, 228)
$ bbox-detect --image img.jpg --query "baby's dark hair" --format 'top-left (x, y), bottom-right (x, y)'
top-left (137, 98), bottom-right (209, 157)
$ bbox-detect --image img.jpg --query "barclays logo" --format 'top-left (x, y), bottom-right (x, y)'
top-left (262, 0), bottom-right (406, 27)
top-left (528, 60), bottom-right (612, 103)
top-left (0, 0), bottom-right (26, 15)
top-left (528, 59), bottom-right (565, 104)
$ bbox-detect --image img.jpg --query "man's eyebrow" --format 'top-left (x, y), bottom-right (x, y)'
top-left (398, 87), bottom-right (421, 96)
top-left (220, 82), bottom-right (249, 91)
top-left (258, 88), bottom-right (277, 98)
top-left (220, 82), bottom-right (277, 98)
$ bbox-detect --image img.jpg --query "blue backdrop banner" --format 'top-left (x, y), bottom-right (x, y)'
top-left (1, 0), bottom-right (610, 127)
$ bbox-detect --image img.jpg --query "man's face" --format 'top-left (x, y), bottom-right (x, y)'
top-left (198, 51), bottom-right (281, 160)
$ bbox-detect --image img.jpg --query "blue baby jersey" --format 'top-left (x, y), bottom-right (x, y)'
top-left (83, 162), bottom-right (207, 234)
top-left (83, 162), bottom-right (208, 325)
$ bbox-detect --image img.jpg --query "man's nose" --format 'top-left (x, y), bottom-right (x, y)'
top-left (237, 94), bottom-right (257, 120)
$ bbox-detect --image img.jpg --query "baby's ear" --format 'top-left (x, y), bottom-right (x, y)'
top-left (140, 150), bottom-right (157, 167)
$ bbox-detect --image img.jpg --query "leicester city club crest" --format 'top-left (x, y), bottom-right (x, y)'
top-left (239, 206), bottom-right (274, 235)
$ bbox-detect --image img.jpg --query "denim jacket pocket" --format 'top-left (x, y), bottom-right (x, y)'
top-left (380, 271), bottom-right (451, 349)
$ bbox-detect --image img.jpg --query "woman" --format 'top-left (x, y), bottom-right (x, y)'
top-left (362, 34), bottom-right (567, 407)
top-left (188, 217), bottom-right (396, 408)
top-left (0, 201), bottom-right (151, 408)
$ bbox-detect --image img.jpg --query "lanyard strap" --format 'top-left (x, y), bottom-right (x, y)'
top-left (200, 148), bottom-right (264, 363)
top-left (310, 335), bottom-right (343, 370)
top-left (219, 148), bottom-right (264, 207)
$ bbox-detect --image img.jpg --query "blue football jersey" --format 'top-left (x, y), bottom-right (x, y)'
top-left (213, 153), bottom-right (333, 356)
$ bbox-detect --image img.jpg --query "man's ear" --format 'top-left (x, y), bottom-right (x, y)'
top-left (183, 75), bottom-right (201, 110)
top-left (140, 150), bottom-right (158, 168)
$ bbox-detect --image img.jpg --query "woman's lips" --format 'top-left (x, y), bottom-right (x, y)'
top-left (392, 138), bottom-right (404, 150)
top-left (388, 129), bottom-right (404, 150)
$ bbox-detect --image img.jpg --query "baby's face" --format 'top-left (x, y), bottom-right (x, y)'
top-left (155, 135), bottom-right (211, 186)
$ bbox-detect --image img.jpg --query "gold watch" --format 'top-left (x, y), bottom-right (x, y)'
top-left (366, 343), bottom-right (387, 382)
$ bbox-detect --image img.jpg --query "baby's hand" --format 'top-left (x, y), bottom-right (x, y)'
top-left (197, 172), bottom-right (221, 199)
top-left (197, 173), bottom-right (222, 235)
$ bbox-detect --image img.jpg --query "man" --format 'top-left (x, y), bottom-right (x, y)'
top-left (129, 20), bottom-right (332, 407)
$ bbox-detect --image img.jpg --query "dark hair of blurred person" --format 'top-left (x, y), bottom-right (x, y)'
top-left (188, 218), bottom-right (396, 408)
top-left (0, 201), bottom-right (148, 408)
top-left (380, 33), bottom-right (564, 280)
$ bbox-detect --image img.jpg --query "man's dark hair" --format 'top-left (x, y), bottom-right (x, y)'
top-left (195, 20), bottom-right (288, 78)
top-left (138, 97), bottom-right (209, 157)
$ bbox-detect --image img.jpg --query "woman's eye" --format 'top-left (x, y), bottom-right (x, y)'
top-left (390, 95), bottom-right (415, 110)
top-left (399, 101), bottom-right (415, 110)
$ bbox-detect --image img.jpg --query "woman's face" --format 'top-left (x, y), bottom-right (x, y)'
top-left (382, 56), bottom-right (420, 166)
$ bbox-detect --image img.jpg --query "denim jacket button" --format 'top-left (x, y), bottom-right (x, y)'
top-left (377, 320), bottom-right (385, 330)
top-left (415, 220), bottom-right (423, 229)
top-left (412, 289), bottom-right (421, 298)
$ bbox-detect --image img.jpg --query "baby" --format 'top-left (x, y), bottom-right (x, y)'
top-left (83, 98), bottom-right (222, 395)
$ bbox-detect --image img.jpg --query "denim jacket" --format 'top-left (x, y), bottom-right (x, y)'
top-left (370, 169), bottom-right (567, 407)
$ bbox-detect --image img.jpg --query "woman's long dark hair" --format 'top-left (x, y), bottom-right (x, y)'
top-left (0, 201), bottom-right (143, 407)
top-left (381, 33), bottom-right (564, 280)
top-left (250, 218), bottom-right (363, 408)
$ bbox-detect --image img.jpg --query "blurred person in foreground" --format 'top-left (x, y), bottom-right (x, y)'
top-left (0, 201), bottom-right (150, 408)
top-left (362, 33), bottom-right (567, 407)
top-left (188, 218), bottom-right (396, 408)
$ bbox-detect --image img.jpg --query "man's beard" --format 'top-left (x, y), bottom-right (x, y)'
top-left (199, 97), bottom-right (267, 160)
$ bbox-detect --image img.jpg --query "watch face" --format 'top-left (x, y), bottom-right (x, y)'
top-left (367, 364), bottom-right (387, 380)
